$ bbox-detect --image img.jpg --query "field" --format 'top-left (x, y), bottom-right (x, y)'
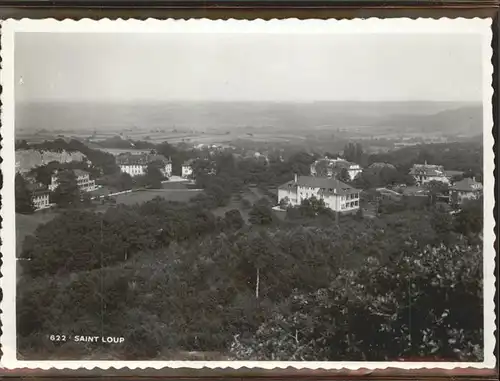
top-left (113, 188), bottom-right (203, 205)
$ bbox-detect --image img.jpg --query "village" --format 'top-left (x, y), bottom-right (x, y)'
top-left (16, 139), bottom-right (483, 217)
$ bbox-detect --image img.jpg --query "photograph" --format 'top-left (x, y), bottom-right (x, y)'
top-left (0, 18), bottom-right (495, 369)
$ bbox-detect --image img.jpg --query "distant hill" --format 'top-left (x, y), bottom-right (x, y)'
top-left (376, 105), bottom-right (483, 136)
top-left (16, 101), bottom-right (477, 135)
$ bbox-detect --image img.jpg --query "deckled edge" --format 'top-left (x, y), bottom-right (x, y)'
top-left (0, 17), bottom-right (496, 371)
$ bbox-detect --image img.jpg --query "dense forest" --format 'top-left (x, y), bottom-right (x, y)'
top-left (16, 139), bottom-right (485, 361)
top-left (18, 195), bottom-right (483, 360)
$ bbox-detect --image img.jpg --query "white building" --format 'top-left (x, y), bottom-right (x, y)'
top-left (49, 169), bottom-right (97, 192)
top-left (409, 162), bottom-right (450, 186)
top-left (450, 177), bottom-right (483, 205)
top-left (116, 153), bottom-right (172, 178)
top-left (31, 189), bottom-right (50, 211)
top-left (182, 159), bottom-right (195, 178)
top-left (278, 174), bottom-right (361, 213)
top-left (310, 157), bottom-right (362, 181)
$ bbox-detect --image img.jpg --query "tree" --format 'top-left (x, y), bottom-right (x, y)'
top-left (343, 142), bottom-right (364, 164)
top-left (241, 198), bottom-right (252, 210)
top-left (230, 241), bottom-right (483, 361)
top-left (426, 180), bottom-right (449, 205)
top-left (279, 196), bottom-right (290, 210)
top-left (355, 208), bottom-right (364, 220)
top-left (454, 198), bottom-right (483, 239)
top-left (117, 172), bottom-right (134, 191)
top-left (299, 196), bottom-right (328, 217)
top-left (315, 160), bottom-right (330, 177)
top-left (52, 170), bottom-right (80, 207)
top-left (144, 162), bottom-right (164, 189)
top-left (224, 209), bottom-right (245, 230)
top-left (29, 163), bottom-right (56, 186)
top-left (15, 174), bottom-right (34, 214)
top-left (431, 207), bottom-right (455, 244)
top-left (339, 167), bottom-right (350, 182)
top-left (249, 201), bottom-right (274, 226)
top-left (15, 139), bottom-right (30, 150)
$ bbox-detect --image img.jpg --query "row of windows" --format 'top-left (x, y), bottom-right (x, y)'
top-left (342, 201), bottom-right (359, 209)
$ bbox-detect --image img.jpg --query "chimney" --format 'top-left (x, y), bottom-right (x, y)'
top-left (294, 173), bottom-right (298, 183)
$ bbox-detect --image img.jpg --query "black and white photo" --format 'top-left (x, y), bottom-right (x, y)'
top-left (0, 18), bottom-right (495, 369)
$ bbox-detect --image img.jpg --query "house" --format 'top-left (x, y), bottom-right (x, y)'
top-left (22, 175), bottom-right (51, 211)
top-left (450, 177), bottom-right (483, 205)
top-left (116, 153), bottom-right (172, 178)
top-left (49, 169), bottom-right (97, 192)
top-left (310, 157), bottom-right (362, 181)
top-left (31, 189), bottom-right (50, 211)
top-left (278, 174), bottom-right (361, 213)
top-left (409, 162), bottom-right (450, 186)
top-left (182, 159), bottom-right (195, 178)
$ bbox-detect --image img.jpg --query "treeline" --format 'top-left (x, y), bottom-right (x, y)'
top-left (18, 205), bottom-right (483, 360)
top-left (368, 142), bottom-right (483, 175)
top-left (91, 135), bottom-right (157, 150)
top-left (20, 197), bottom-right (248, 278)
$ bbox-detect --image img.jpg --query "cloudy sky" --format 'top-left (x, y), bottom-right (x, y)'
top-left (15, 32), bottom-right (482, 103)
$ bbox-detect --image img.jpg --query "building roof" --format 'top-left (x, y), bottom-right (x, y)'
top-left (409, 164), bottom-right (446, 177)
top-left (451, 178), bottom-right (483, 192)
top-left (279, 175), bottom-right (360, 194)
top-left (116, 153), bottom-right (171, 166)
top-left (445, 170), bottom-right (465, 177)
top-left (314, 158), bottom-right (359, 170)
top-left (368, 162), bottom-right (396, 170)
top-left (27, 181), bottom-right (49, 194)
top-left (182, 159), bottom-right (195, 166)
top-left (51, 169), bottom-right (90, 179)
top-left (73, 169), bottom-right (90, 178)
top-left (32, 188), bottom-right (50, 197)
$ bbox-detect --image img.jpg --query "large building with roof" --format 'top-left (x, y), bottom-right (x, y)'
top-left (450, 177), bottom-right (483, 205)
top-left (278, 174), bottom-right (361, 213)
top-left (49, 169), bottom-right (97, 193)
top-left (409, 162), bottom-right (455, 186)
top-left (31, 188), bottom-right (51, 211)
top-left (116, 153), bottom-right (172, 178)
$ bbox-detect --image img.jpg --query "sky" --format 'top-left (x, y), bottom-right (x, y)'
top-left (15, 32), bottom-right (483, 103)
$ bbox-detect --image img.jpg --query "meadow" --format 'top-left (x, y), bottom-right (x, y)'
top-left (112, 188), bottom-right (203, 206)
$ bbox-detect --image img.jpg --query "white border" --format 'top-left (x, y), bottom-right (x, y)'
top-left (0, 18), bottom-right (496, 370)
